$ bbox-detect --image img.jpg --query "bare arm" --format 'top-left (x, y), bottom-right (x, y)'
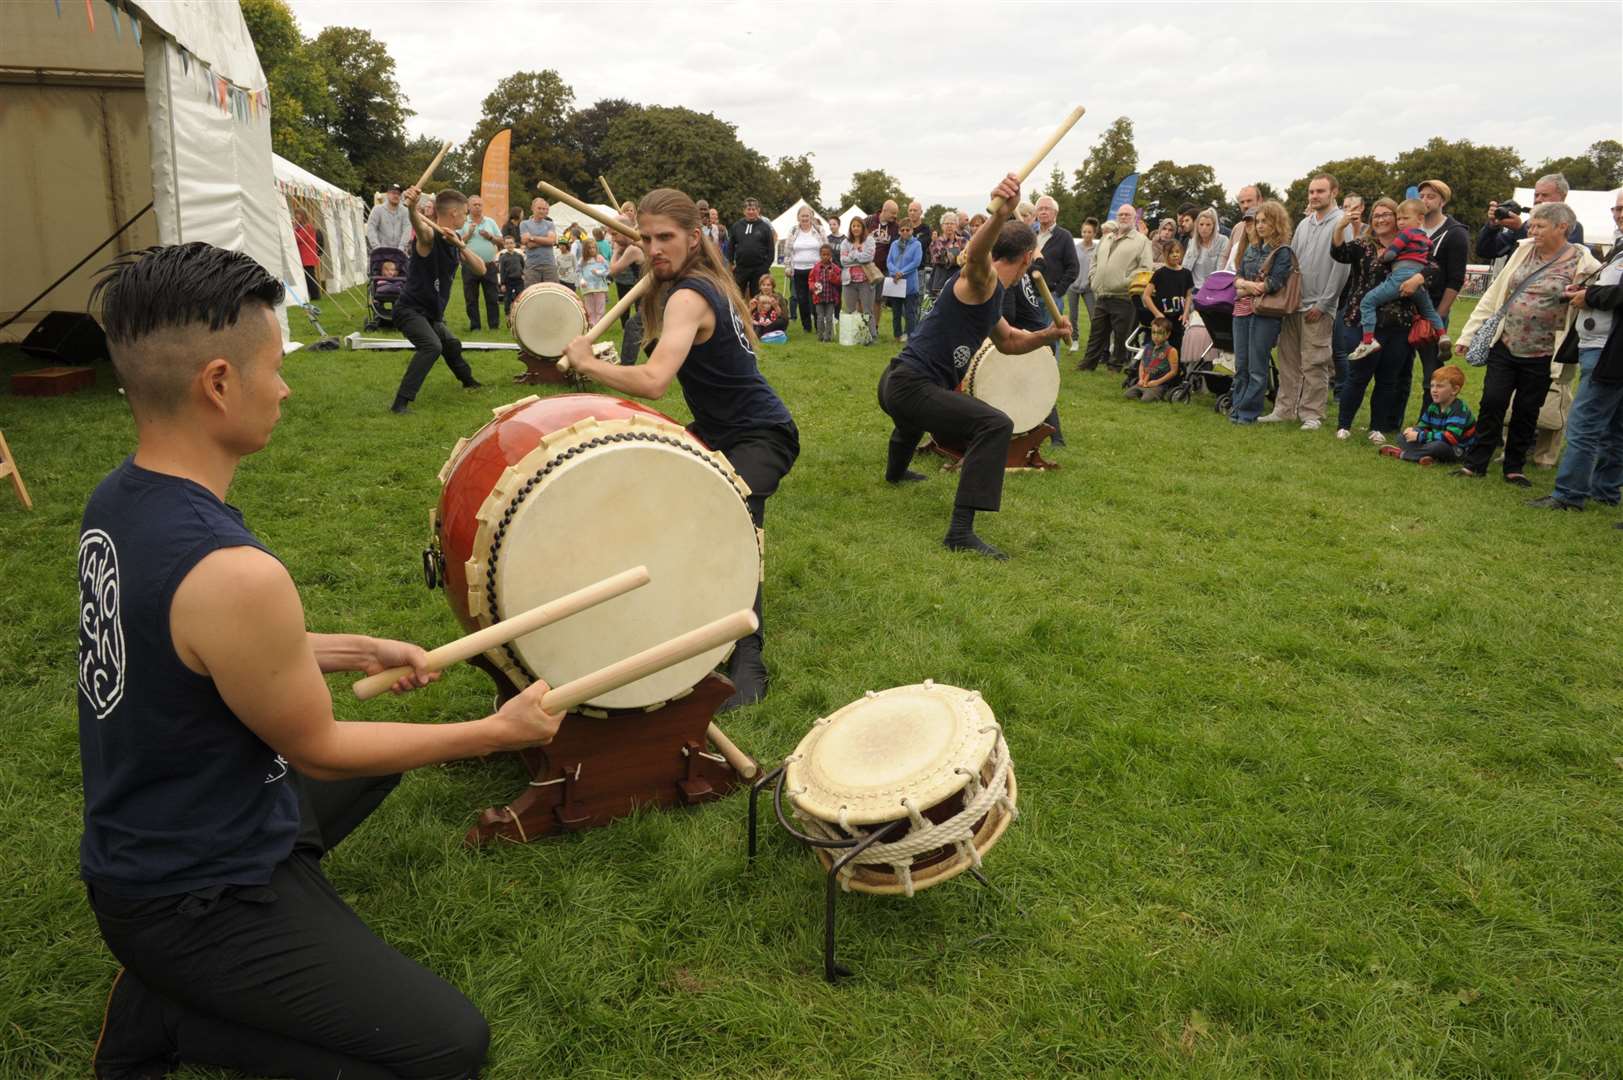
top-left (561, 287), bottom-right (707, 397)
top-left (988, 315), bottom-right (1063, 354)
top-left (955, 173), bottom-right (1021, 305)
top-left (609, 243), bottom-right (643, 274)
top-left (402, 185), bottom-right (435, 255)
top-left (175, 548), bottom-right (561, 781)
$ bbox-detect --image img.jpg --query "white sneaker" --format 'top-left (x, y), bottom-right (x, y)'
top-left (1336, 428), bottom-right (1351, 440)
top-left (1257, 412), bottom-right (1285, 423)
top-left (1301, 419), bottom-right (1322, 431)
top-left (1367, 430), bottom-right (1386, 445)
top-left (1348, 339), bottom-right (1381, 361)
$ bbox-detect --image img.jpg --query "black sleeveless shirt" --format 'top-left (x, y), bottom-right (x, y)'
top-left (670, 276), bottom-right (795, 450)
top-left (77, 459), bottom-right (300, 897)
top-left (397, 233), bottom-right (460, 318)
top-left (1001, 272), bottom-right (1048, 332)
top-left (894, 270), bottom-right (1005, 387)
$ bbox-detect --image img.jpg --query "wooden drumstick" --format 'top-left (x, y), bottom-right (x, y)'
top-left (414, 140), bottom-right (453, 191)
top-left (539, 610), bottom-right (757, 715)
top-left (537, 180), bottom-right (641, 243)
top-left (1030, 271), bottom-right (1065, 327)
top-left (557, 272), bottom-right (653, 372)
top-left (705, 721), bottom-right (758, 779)
top-left (599, 175), bottom-right (620, 211)
top-left (351, 566), bottom-right (651, 700)
top-left (987, 106), bottom-right (1087, 216)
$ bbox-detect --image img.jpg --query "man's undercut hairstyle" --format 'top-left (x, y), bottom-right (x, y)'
top-left (91, 243), bottom-right (283, 416)
top-left (433, 188), bottom-right (468, 213)
top-left (992, 220), bottom-right (1038, 261)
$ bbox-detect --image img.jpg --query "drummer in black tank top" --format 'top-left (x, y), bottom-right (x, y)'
top-left (877, 173), bottom-right (1070, 560)
top-left (563, 188), bottom-right (798, 711)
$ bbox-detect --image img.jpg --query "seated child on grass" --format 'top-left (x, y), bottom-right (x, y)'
top-left (1349, 198), bottom-right (1446, 359)
top-left (809, 245), bottom-right (842, 342)
top-left (1380, 364), bottom-right (1476, 464)
top-left (1124, 317), bottom-right (1180, 401)
top-left (750, 274), bottom-right (788, 335)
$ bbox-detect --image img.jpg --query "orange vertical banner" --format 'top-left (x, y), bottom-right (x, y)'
top-left (480, 129), bottom-right (511, 229)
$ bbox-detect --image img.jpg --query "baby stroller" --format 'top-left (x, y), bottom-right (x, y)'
top-left (1182, 307), bottom-right (1235, 407)
top-left (364, 247), bottom-right (407, 331)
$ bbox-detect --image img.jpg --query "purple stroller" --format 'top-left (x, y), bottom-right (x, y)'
top-left (365, 247), bottom-right (407, 331)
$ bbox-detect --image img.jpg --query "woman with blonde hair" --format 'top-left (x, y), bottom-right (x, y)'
top-left (1228, 200), bottom-right (1296, 424)
top-left (560, 187), bottom-right (798, 711)
top-left (1183, 208), bottom-right (1229, 291)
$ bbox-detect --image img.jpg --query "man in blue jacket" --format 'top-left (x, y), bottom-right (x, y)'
top-left (886, 223), bottom-right (925, 342)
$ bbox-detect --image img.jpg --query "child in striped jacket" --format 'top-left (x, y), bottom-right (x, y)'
top-left (1349, 199), bottom-right (1448, 359)
top-left (1381, 364), bottom-right (1476, 464)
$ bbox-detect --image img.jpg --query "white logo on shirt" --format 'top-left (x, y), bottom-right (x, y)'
top-left (264, 754), bottom-right (289, 784)
top-left (953, 344), bottom-right (974, 370)
top-left (77, 529), bottom-right (125, 719)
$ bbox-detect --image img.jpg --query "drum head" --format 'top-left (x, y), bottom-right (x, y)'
top-left (788, 682), bottom-right (997, 826)
top-left (512, 284), bottom-right (586, 357)
top-left (474, 415), bottom-right (759, 709)
top-left (964, 340), bottom-right (1060, 434)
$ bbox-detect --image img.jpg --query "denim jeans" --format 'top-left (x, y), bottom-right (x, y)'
top-left (1360, 261), bottom-right (1444, 331)
top-left (889, 292), bottom-right (921, 338)
top-left (1332, 308), bottom-right (1360, 398)
top-left (1551, 348), bottom-right (1623, 505)
top-left (1230, 313), bottom-right (1281, 422)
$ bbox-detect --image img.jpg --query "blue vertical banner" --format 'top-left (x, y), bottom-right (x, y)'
top-left (1107, 173), bottom-right (1140, 218)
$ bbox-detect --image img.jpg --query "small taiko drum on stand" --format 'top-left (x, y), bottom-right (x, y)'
top-left (746, 681), bottom-right (1018, 981)
top-left (511, 282), bottom-right (587, 385)
top-left (924, 339), bottom-right (1061, 471)
top-left (427, 393), bottom-right (763, 845)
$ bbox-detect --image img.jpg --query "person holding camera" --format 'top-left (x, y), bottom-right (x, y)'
top-left (1477, 199), bottom-right (1527, 264)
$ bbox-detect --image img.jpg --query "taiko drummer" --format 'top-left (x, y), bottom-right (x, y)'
top-left (79, 244), bottom-right (558, 1077)
top-left (876, 172), bottom-right (1069, 560)
top-left (563, 188), bottom-right (799, 712)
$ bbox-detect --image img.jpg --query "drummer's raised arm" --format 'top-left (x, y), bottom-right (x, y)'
top-left (561, 289), bottom-right (703, 399)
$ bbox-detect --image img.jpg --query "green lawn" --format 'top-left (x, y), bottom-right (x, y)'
top-left (1, 280), bottom-right (1619, 1079)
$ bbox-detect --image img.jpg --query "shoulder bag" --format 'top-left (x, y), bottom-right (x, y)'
top-left (1465, 243), bottom-right (1570, 367)
top-left (1252, 245), bottom-right (1301, 318)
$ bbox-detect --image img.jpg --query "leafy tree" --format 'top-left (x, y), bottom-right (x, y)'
top-left (767, 154), bottom-right (821, 216)
top-left (566, 98), bottom-right (637, 198)
top-left (1520, 139), bottom-right (1623, 192)
top-left (1283, 155), bottom-right (1394, 216)
top-left (396, 134), bottom-right (474, 195)
top-left (1138, 160), bottom-right (1224, 222)
top-left (922, 204), bottom-right (953, 228)
top-left (599, 106), bottom-right (777, 219)
top-left (1041, 165), bottom-right (1080, 229)
top-left (460, 71), bottom-right (584, 201)
top-left (308, 26), bottom-right (410, 196)
top-left (240, 0), bottom-right (354, 189)
top-left (1071, 116), bottom-right (1138, 222)
top-left (1389, 137), bottom-right (1523, 220)
top-left (839, 169), bottom-right (910, 214)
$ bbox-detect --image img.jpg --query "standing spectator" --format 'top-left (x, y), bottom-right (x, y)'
top-left (1331, 197), bottom-right (1424, 442)
top-left (497, 237), bottom-right (525, 319)
top-left (1329, 192), bottom-right (1368, 402)
top-left (825, 215), bottom-right (845, 265)
top-left (866, 200), bottom-right (901, 279)
top-left (519, 198), bottom-right (558, 286)
top-left (1065, 217), bottom-right (1099, 352)
top-left (841, 217), bottom-right (878, 345)
top-left (1183, 208), bottom-right (1229, 291)
top-left (578, 242), bottom-right (610, 325)
top-left (1175, 204), bottom-right (1199, 248)
top-left (1476, 199), bottom-right (1526, 264)
top-left (930, 213), bottom-right (965, 297)
top-left (1532, 192), bottom-right (1623, 511)
top-left (1151, 218), bottom-right (1177, 265)
top-left (456, 195), bottom-right (503, 331)
top-left (1415, 179), bottom-right (1471, 392)
top-left (699, 203), bottom-right (724, 251)
top-left (1080, 203), bottom-right (1155, 372)
top-left (906, 201), bottom-right (933, 268)
top-left (1454, 202), bottom-right (1598, 485)
top-left (1144, 241), bottom-right (1194, 354)
top-left (366, 183), bottom-right (412, 253)
top-left (1224, 185), bottom-right (1262, 271)
top-left (1229, 200), bottom-right (1296, 425)
top-left (609, 223), bottom-right (644, 363)
top-left (1532, 173), bottom-right (1585, 243)
top-left (728, 197), bottom-right (775, 298)
top-left (1032, 195), bottom-right (1079, 357)
top-left (783, 206), bottom-right (824, 335)
top-left (553, 226), bottom-right (579, 291)
top-left (709, 208), bottom-right (728, 259)
top-left (809, 245), bottom-right (842, 342)
top-left (885, 222), bottom-right (924, 342)
top-left (1265, 174), bottom-right (1348, 430)
top-left (502, 206), bottom-right (523, 248)
top-left (293, 208), bottom-right (321, 301)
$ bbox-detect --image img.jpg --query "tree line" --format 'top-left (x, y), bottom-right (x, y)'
top-left (245, 1), bottom-right (1620, 229)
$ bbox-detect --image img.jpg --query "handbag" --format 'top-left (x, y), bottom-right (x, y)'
top-left (1252, 246), bottom-right (1301, 318)
top-left (1408, 314), bottom-right (1440, 347)
top-left (1465, 243), bottom-right (1571, 367)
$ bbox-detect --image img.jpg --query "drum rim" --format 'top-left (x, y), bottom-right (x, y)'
top-left (467, 413), bottom-right (759, 709)
top-left (512, 283), bottom-right (586, 356)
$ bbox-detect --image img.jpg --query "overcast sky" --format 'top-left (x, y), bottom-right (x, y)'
top-left (288, 0), bottom-right (1622, 211)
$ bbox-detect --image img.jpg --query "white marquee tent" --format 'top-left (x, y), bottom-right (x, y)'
top-left (544, 200), bottom-right (620, 241)
top-left (1512, 187), bottom-right (1620, 251)
top-left (274, 153), bottom-right (367, 299)
top-left (1, 0), bottom-right (297, 346)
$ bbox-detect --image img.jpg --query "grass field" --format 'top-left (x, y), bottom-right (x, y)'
top-left (1, 277), bottom-right (1620, 1080)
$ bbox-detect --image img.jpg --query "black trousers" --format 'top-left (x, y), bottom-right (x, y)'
top-left (462, 262), bottom-right (500, 330)
top-left (879, 360), bottom-right (1012, 512)
top-left (1463, 343), bottom-right (1552, 475)
top-left (88, 775), bottom-right (488, 1079)
top-left (302, 266), bottom-right (321, 301)
top-left (1081, 294), bottom-right (1135, 370)
top-left (734, 264), bottom-right (768, 299)
top-left (711, 423), bottom-right (799, 652)
top-left (394, 307), bottom-right (475, 402)
top-left (501, 275), bottom-right (524, 316)
top-left (791, 269), bottom-right (813, 332)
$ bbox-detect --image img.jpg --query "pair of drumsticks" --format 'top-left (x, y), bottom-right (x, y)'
top-left (351, 565), bottom-right (757, 777)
